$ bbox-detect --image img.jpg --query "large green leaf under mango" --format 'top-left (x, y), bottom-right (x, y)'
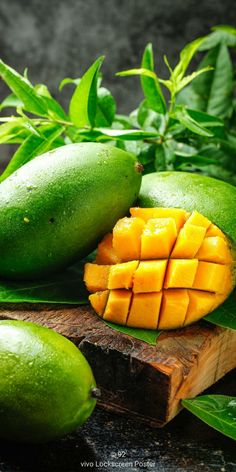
top-left (0, 260), bottom-right (88, 304)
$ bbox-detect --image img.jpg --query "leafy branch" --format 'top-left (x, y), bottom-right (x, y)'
top-left (1, 25), bottom-right (236, 184)
top-left (117, 25), bottom-right (236, 184)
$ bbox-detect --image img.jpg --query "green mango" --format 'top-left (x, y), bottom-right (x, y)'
top-left (0, 320), bottom-right (97, 443)
top-left (0, 143), bottom-right (142, 279)
top-left (138, 171), bottom-right (236, 243)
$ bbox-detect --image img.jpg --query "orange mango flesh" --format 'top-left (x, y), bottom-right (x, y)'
top-left (127, 292), bottom-right (162, 329)
top-left (108, 261), bottom-right (139, 289)
top-left (95, 233), bottom-right (120, 265)
top-left (112, 217), bottom-right (144, 261)
top-left (133, 260), bottom-right (167, 293)
top-left (141, 218), bottom-right (177, 259)
top-left (85, 208), bottom-right (235, 330)
top-left (103, 289), bottom-right (132, 325)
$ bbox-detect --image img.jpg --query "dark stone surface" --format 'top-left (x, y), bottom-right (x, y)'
top-left (0, 369), bottom-right (235, 472)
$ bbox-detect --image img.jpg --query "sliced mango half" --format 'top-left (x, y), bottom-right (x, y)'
top-left (85, 207), bottom-right (235, 330)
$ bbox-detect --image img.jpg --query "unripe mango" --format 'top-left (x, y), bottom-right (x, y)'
top-left (139, 172), bottom-right (236, 243)
top-left (0, 143), bottom-right (142, 279)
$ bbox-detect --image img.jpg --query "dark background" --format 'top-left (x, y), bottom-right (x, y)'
top-left (1, 0), bottom-right (236, 114)
top-left (1, 0), bottom-right (236, 166)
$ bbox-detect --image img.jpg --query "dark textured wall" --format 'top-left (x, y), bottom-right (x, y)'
top-left (0, 0), bottom-right (236, 165)
top-left (1, 0), bottom-right (236, 113)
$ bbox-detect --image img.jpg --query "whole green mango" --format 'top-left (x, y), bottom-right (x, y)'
top-left (0, 143), bottom-right (142, 279)
top-left (0, 320), bottom-right (97, 442)
top-left (139, 171), bottom-right (236, 243)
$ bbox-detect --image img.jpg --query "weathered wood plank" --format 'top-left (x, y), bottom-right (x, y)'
top-left (0, 303), bottom-right (235, 426)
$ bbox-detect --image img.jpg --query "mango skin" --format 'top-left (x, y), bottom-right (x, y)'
top-left (0, 143), bottom-right (142, 279)
top-left (0, 320), bottom-right (96, 443)
top-left (139, 172), bottom-right (236, 243)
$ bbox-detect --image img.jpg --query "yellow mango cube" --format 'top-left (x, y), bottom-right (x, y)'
top-left (130, 207), bottom-right (187, 230)
top-left (83, 263), bottom-right (110, 292)
top-left (158, 289), bottom-right (189, 330)
top-left (127, 292), bottom-right (162, 329)
top-left (89, 290), bottom-right (109, 317)
top-left (206, 223), bottom-right (226, 239)
top-left (193, 261), bottom-right (229, 293)
top-left (164, 259), bottom-right (198, 288)
top-left (196, 237), bottom-right (232, 264)
top-left (95, 233), bottom-right (120, 265)
top-left (108, 261), bottom-right (139, 289)
top-left (133, 260), bottom-right (167, 293)
top-left (141, 218), bottom-right (177, 259)
top-left (171, 223), bottom-right (206, 258)
top-left (186, 211), bottom-right (211, 229)
top-left (113, 217), bottom-right (145, 261)
top-left (103, 290), bottom-right (132, 325)
top-left (184, 290), bottom-right (217, 326)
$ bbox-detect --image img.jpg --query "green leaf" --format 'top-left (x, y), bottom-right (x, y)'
top-left (172, 37), bottom-right (206, 82)
top-left (34, 83), bottom-right (52, 98)
top-left (204, 289), bottom-right (236, 330)
top-left (186, 109), bottom-right (224, 128)
top-left (0, 59), bottom-right (48, 116)
top-left (175, 155), bottom-right (220, 169)
top-left (0, 93), bottom-right (23, 111)
top-left (0, 60), bottom-right (68, 121)
top-left (104, 321), bottom-right (162, 345)
top-left (0, 260), bottom-right (88, 304)
top-left (174, 106), bottom-right (213, 137)
top-left (178, 45), bottom-right (234, 119)
top-left (140, 43), bottom-right (166, 114)
top-left (182, 395), bottom-right (236, 440)
top-left (59, 77), bottom-right (80, 91)
top-left (176, 67), bottom-right (213, 93)
top-left (95, 87), bottom-right (116, 126)
top-left (79, 127), bottom-right (159, 141)
top-left (200, 25), bottom-right (236, 50)
top-left (69, 56), bottom-right (104, 127)
top-left (155, 144), bottom-right (167, 171)
top-left (117, 67), bottom-right (157, 80)
top-left (0, 126), bottom-right (64, 182)
top-left (0, 118), bottom-right (30, 144)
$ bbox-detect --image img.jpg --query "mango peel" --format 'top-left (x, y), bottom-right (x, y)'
top-left (0, 143), bottom-right (142, 280)
top-left (84, 208), bottom-right (235, 330)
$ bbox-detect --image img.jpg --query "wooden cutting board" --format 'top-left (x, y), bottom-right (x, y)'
top-left (0, 302), bottom-right (235, 427)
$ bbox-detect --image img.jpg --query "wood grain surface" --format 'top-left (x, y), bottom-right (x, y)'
top-left (0, 303), bottom-right (235, 427)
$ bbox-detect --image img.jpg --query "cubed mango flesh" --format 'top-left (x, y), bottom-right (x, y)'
top-left (86, 207), bottom-right (234, 331)
top-left (89, 290), bottom-right (109, 316)
top-left (206, 223), bottom-right (226, 239)
top-left (133, 260), bottom-right (167, 293)
top-left (193, 261), bottom-right (229, 293)
top-left (84, 263), bottom-right (110, 292)
top-left (130, 207), bottom-right (187, 230)
top-left (103, 290), bottom-right (132, 325)
top-left (95, 233), bottom-right (120, 265)
top-left (164, 259), bottom-right (198, 288)
top-left (171, 224), bottom-right (206, 258)
top-left (141, 218), bottom-right (177, 259)
top-left (108, 261), bottom-right (139, 289)
top-left (158, 289), bottom-right (189, 330)
top-left (184, 290), bottom-right (217, 326)
top-left (113, 217), bottom-right (145, 261)
top-left (196, 237), bottom-right (232, 264)
top-left (186, 211), bottom-right (211, 229)
top-left (127, 292), bottom-right (162, 329)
